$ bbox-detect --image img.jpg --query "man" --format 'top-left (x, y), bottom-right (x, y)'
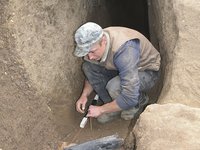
top-left (74, 22), bottom-right (160, 123)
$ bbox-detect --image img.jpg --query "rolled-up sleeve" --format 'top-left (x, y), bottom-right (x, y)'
top-left (114, 39), bottom-right (140, 110)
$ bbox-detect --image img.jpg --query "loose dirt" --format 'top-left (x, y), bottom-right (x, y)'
top-left (51, 103), bottom-right (131, 146)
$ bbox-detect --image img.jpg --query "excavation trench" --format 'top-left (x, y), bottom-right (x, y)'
top-left (52, 0), bottom-right (163, 148)
top-left (0, 0), bottom-right (163, 149)
top-left (2, 0), bottom-right (200, 149)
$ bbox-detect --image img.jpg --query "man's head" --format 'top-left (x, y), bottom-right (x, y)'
top-left (74, 22), bottom-right (106, 60)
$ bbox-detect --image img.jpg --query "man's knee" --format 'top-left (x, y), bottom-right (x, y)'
top-left (139, 70), bottom-right (159, 92)
top-left (82, 61), bottom-right (104, 76)
top-left (82, 61), bottom-right (98, 78)
top-left (106, 76), bottom-right (121, 99)
top-left (82, 61), bottom-right (91, 74)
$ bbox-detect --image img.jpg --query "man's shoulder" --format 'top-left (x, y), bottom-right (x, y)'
top-left (104, 27), bottom-right (141, 37)
top-left (104, 26), bottom-right (133, 31)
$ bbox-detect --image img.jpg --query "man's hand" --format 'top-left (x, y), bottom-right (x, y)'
top-left (86, 105), bottom-right (103, 118)
top-left (86, 100), bottom-right (122, 118)
top-left (76, 80), bottom-right (93, 114)
top-left (76, 96), bottom-right (88, 113)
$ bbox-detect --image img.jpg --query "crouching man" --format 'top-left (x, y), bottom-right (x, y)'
top-left (74, 22), bottom-right (160, 123)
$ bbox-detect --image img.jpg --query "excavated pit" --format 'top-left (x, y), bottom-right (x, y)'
top-left (0, 0), bottom-right (164, 149)
top-left (54, 0), bottom-right (163, 148)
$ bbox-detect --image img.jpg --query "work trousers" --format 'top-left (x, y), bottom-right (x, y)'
top-left (82, 61), bottom-right (160, 108)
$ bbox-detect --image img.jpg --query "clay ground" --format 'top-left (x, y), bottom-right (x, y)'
top-left (0, 51), bottom-right (130, 149)
top-left (0, 24), bottom-right (130, 149)
top-left (0, 44), bottom-right (58, 149)
top-left (51, 103), bottom-right (131, 146)
top-left (0, 1), bottom-right (152, 149)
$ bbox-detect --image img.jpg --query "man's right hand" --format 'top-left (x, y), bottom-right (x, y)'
top-left (76, 96), bottom-right (88, 114)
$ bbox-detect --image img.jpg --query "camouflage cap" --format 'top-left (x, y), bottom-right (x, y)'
top-left (74, 22), bottom-right (103, 57)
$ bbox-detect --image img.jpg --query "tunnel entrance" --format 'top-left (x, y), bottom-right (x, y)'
top-left (5, 0), bottom-right (200, 148)
top-left (105, 0), bottom-right (149, 39)
top-left (55, 0), bottom-right (159, 148)
top-left (58, 0), bottom-right (157, 148)
top-left (103, 0), bottom-right (161, 105)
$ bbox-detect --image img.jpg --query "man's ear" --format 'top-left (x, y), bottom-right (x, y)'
top-left (101, 35), bottom-right (107, 45)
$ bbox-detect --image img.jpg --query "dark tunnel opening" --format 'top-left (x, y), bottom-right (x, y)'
top-left (103, 0), bottom-right (162, 104)
top-left (55, 0), bottom-right (161, 147)
top-left (105, 0), bottom-right (150, 39)
top-left (85, 0), bottom-right (161, 103)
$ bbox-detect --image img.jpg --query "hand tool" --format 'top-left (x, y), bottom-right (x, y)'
top-left (80, 95), bottom-right (99, 128)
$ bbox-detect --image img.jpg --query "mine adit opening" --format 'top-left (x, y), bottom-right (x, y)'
top-left (56, 0), bottom-right (161, 147)
top-left (104, 0), bottom-right (150, 39)
top-left (63, 0), bottom-right (160, 148)
top-left (103, 0), bottom-right (161, 103)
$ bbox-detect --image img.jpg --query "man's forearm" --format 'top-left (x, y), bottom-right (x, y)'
top-left (100, 100), bottom-right (122, 114)
top-left (81, 80), bottom-right (93, 97)
top-left (87, 100), bottom-right (122, 118)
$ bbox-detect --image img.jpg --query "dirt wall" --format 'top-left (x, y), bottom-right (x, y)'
top-left (0, 2), bottom-right (59, 149)
top-left (148, 0), bottom-right (200, 106)
top-left (9, 0), bottom-right (110, 103)
top-left (0, 0), bottom-right (110, 149)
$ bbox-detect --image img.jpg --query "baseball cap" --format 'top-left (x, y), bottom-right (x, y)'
top-left (74, 22), bottom-right (103, 57)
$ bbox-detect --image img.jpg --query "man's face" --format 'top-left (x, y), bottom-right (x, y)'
top-left (87, 36), bottom-right (106, 61)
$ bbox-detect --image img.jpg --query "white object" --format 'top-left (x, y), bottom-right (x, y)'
top-left (79, 95), bottom-right (99, 128)
top-left (94, 94), bottom-right (99, 100)
top-left (80, 117), bottom-right (88, 128)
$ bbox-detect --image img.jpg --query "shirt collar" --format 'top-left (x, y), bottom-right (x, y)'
top-left (100, 31), bottom-right (110, 62)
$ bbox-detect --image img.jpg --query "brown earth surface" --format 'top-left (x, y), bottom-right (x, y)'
top-left (1, 0), bottom-right (171, 149)
top-left (51, 102), bottom-right (131, 147)
top-left (0, 42), bottom-right (130, 149)
top-left (0, 1), bottom-right (132, 150)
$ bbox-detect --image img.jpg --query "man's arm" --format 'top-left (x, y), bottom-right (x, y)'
top-left (114, 40), bottom-right (140, 110)
top-left (87, 40), bottom-right (140, 118)
top-left (76, 80), bottom-right (93, 113)
top-left (87, 100), bottom-right (121, 118)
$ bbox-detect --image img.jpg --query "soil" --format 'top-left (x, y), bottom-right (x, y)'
top-left (0, 37), bottom-right (130, 148)
top-left (51, 103), bottom-right (131, 146)
top-left (0, 1), bottom-right (133, 149)
top-left (0, 42), bottom-right (130, 149)
top-left (0, 25), bottom-right (60, 149)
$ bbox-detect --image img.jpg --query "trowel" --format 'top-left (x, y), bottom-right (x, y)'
top-left (80, 95), bottom-right (99, 128)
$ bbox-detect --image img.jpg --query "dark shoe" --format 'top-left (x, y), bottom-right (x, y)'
top-left (97, 112), bottom-right (121, 124)
top-left (121, 107), bottom-right (139, 120)
top-left (121, 93), bottom-right (149, 120)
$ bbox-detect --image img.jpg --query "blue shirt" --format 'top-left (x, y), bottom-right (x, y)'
top-left (84, 39), bottom-right (141, 110)
top-left (114, 39), bottom-right (140, 110)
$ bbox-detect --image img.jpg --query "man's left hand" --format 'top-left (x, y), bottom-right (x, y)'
top-left (86, 105), bottom-right (103, 118)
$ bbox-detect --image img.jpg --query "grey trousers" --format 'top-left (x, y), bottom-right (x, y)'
top-left (82, 61), bottom-right (159, 107)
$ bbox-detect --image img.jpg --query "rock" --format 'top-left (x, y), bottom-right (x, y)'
top-left (133, 104), bottom-right (200, 150)
top-left (0, 1), bottom-right (111, 149)
top-left (149, 0), bottom-right (200, 106)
